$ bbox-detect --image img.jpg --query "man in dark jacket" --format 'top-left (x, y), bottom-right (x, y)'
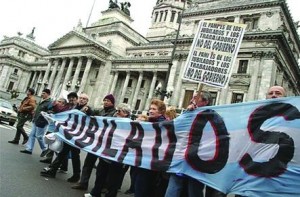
top-left (20, 89), bottom-right (52, 156)
top-left (8, 88), bottom-right (36, 145)
top-left (72, 94), bottom-right (116, 191)
top-left (40, 93), bottom-right (93, 183)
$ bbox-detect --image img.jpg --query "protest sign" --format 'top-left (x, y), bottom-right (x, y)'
top-left (44, 96), bottom-right (300, 196)
top-left (183, 20), bottom-right (246, 88)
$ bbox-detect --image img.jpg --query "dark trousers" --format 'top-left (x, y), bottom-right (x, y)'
top-left (90, 159), bottom-right (125, 197)
top-left (45, 149), bottom-right (68, 171)
top-left (127, 166), bottom-right (137, 192)
top-left (134, 168), bottom-right (158, 197)
top-left (79, 152), bottom-right (98, 186)
top-left (205, 186), bottom-right (227, 197)
top-left (50, 143), bottom-right (80, 175)
top-left (14, 113), bottom-right (30, 141)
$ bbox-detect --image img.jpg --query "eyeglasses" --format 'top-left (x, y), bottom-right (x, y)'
top-left (117, 109), bottom-right (123, 113)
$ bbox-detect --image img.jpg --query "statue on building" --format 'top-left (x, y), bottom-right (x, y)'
top-left (74, 19), bottom-right (83, 32)
top-left (120, 2), bottom-right (131, 16)
top-left (109, 0), bottom-right (119, 9)
top-left (26, 27), bottom-right (36, 40)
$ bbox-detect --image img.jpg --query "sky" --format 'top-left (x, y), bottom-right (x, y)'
top-left (0, 0), bottom-right (299, 48)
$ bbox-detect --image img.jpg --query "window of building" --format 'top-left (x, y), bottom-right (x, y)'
top-left (123, 98), bottom-right (128, 103)
top-left (243, 17), bottom-right (259, 30)
top-left (209, 91), bottom-right (218, 105)
top-left (159, 11), bottom-right (164, 22)
top-left (95, 70), bottom-right (99, 79)
top-left (231, 93), bottom-right (244, 103)
top-left (8, 81), bottom-right (14, 91)
top-left (170, 11), bottom-right (176, 22)
top-left (237, 60), bottom-right (248, 73)
top-left (18, 50), bottom-right (25, 58)
top-left (141, 80), bottom-right (145, 88)
top-left (182, 90), bottom-right (194, 108)
top-left (135, 99), bottom-right (141, 110)
top-left (177, 12), bottom-right (181, 23)
top-left (13, 68), bottom-right (18, 75)
top-left (128, 79), bottom-right (133, 87)
top-left (154, 12), bottom-right (159, 22)
top-left (164, 10), bottom-right (168, 21)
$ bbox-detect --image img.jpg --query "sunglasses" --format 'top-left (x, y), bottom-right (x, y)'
top-left (117, 109), bottom-right (123, 113)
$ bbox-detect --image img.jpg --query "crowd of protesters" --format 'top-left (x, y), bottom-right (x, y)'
top-left (7, 85), bottom-right (287, 197)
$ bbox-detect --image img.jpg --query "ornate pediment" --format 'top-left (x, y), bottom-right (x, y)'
top-left (48, 31), bottom-right (111, 54)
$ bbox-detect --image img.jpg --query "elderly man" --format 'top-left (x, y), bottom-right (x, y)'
top-left (9, 88), bottom-right (36, 145)
top-left (166, 91), bottom-right (226, 197)
top-left (72, 94), bottom-right (116, 191)
top-left (266, 85), bottom-right (286, 99)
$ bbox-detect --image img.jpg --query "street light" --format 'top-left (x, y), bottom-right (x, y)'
top-left (44, 81), bottom-right (49, 89)
top-left (75, 80), bottom-right (81, 91)
top-left (155, 82), bottom-right (173, 99)
top-left (66, 81), bottom-right (71, 91)
top-left (160, 0), bottom-right (188, 100)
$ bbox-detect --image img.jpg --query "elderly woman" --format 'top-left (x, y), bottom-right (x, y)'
top-left (85, 103), bottom-right (131, 197)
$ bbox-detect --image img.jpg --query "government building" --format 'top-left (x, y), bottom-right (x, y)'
top-left (0, 0), bottom-right (299, 113)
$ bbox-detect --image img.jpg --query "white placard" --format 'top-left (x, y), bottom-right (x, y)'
top-left (183, 20), bottom-right (247, 88)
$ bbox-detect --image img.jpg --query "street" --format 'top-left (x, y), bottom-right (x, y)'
top-left (0, 122), bottom-right (131, 197)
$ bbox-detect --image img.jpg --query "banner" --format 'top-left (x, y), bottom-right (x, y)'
top-left (183, 20), bottom-right (246, 88)
top-left (44, 97), bottom-right (300, 196)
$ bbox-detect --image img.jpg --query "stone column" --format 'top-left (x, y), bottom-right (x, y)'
top-left (93, 61), bottom-right (113, 107)
top-left (131, 72), bottom-right (143, 109)
top-left (29, 71), bottom-right (37, 88)
top-left (53, 58), bottom-right (67, 96)
top-left (120, 71), bottom-right (130, 103)
top-left (110, 71), bottom-right (119, 94)
top-left (48, 59), bottom-right (59, 89)
top-left (172, 60), bottom-right (185, 107)
top-left (247, 56), bottom-right (261, 101)
top-left (71, 57), bottom-right (83, 90)
top-left (39, 59), bottom-right (53, 94)
top-left (78, 57), bottom-right (93, 93)
top-left (62, 57), bottom-right (75, 90)
top-left (146, 71), bottom-right (157, 108)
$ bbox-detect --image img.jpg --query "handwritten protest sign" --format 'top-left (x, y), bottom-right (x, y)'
top-left (183, 20), bottom-right (246, 88)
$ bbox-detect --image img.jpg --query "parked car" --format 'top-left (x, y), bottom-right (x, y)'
top-left (0, 99), bottom-right (18, 126)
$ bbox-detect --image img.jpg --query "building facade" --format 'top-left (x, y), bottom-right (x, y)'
top-left (1, 0), bottom-right (299, 111)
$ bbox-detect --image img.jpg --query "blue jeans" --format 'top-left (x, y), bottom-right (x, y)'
top-left (165, 174), bottom-right (204, 197)
top-left (26, 123), bottom-right (47, 152)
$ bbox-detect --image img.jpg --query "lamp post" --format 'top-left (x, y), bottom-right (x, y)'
top-left (44, 81), bottom-right (49, 89)
top-left (66, 81), bottom-right (71, 91)
top-left (155, 82), bottom-right (173, 99)
top-left (75, 80), bottom-right (81, 92)
top-left (160, 0), bottom-right (188, 101)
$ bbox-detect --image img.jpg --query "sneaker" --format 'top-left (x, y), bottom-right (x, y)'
top-left (40, 169), bottom-right (56, 178)
top-left (58, 168), bottom-right (68, 174)
top-left (84, 193), bottom-right (94, 197)
top-left (43, 167), bottom-right (51, 171)
top-left (40, 158), bottom-right (52, 164)
top-left (125, 189), bottom-right (134, 195)
top-left (40, 149), bottom-right (48, 157)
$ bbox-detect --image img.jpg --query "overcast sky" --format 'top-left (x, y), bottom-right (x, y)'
top-left (0, 0), bottom-right (299, 48)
